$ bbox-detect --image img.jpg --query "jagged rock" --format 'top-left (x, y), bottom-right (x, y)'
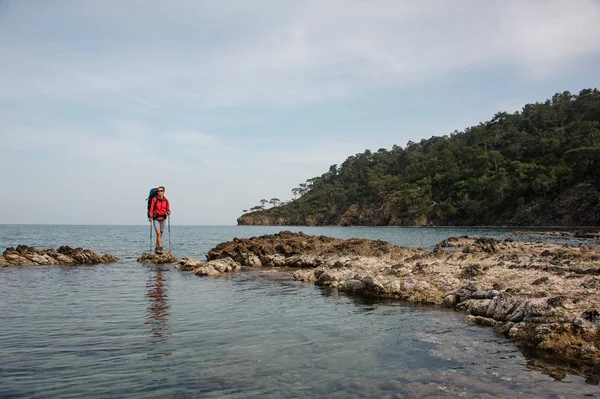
top-left (242, 254), bottom-right (262, 267)
top-left (465, 315), bottom-right (499, 327)
top-left (0, 245), bottom-right (118, 266)
top-left (315, 268), bottom-right (353, 287)
top-left (402, 278), bottom-right (431, 293)
top-left (260, 254), bottom-right (287, 266)
top-left (137, 252), bottom-right (177, 264)
top-left (292, 269), bottom-right (316, 282)
top-left (485, 292), bottom-right (517, 320)
top-left (459, 263), bottom-right (487, 279)
top-left (442, 294), bottom-right (459, 308)
top-left (457, 299), bottom-right (492, 316)
top-left (176, 256), bottom-right (204, 271)
top-left (193, 257), bottom-right (241, 276)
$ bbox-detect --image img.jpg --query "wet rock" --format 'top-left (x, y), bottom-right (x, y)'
top-left (437, 236), bottom-right (471, 248)
top-left (1, 245), bottom-right (118, 266)
top-left (360, 276), bottom-right (386, 296)
top-left (137, 252), bottom-right (177, 264)
top-left (402, 278), bottom-right (431, 293)
top-left (193, 257), bottom-right (241, 276)
top-left (466, 315), bottom-right (499, 327)
top-left (292, 269), bottom-right (316, 282)
top-left (315, 268), bottom-right (353, 287)
top-left (343, 278), bottom-right (366, 293)
top-left (485, 292), bottom-right (517, 320)
top-left (176, 256), bottom-right (204, 271)
top-left (457, 299), bottom-right (492, 316)
top-left (242, 254), bottom-right (261, 267)
top-left (260, 254), bottom-right (287, 266)
top-left (442, 294), bottom-right (459, 308)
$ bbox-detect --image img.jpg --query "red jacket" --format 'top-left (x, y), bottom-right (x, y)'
top-left (150, 197), bottom-right (170, 221)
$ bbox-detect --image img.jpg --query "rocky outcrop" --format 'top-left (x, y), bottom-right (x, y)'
top-left (180, 231), bottom-right (600, 369)
top-left (0, 245), bottom-right (119, 266)
top-left (137, 252), bottom-right (178, 264)
top-left (177, 256), bottom-right (242, 276)
top-left (512, 229), bottom-right (600, 239)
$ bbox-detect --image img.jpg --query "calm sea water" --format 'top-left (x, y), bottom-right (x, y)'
top-left (1, 225), bottom-right (598, 398)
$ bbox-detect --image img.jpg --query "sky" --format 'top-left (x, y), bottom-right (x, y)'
top-left (1, 0), bottom-right (599, 225)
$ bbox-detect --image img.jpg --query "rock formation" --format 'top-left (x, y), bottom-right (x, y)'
top-left (178, 231), bottom-right (600, 370)
top-left (0, 245), bottom-right (118, 266)
top-left (137, 252), bottom-right (178, 264)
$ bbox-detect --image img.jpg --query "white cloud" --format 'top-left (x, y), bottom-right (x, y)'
top-left (0, 0), bottom-right (598, 108)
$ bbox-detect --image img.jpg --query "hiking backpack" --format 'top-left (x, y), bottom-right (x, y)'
top-left (146, 188), bottom-right (159, 218)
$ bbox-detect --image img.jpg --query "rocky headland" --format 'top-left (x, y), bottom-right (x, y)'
top-left (0, 245), bottom-right (119, 266)
top-left (177, 231), bottom-right (600, 371)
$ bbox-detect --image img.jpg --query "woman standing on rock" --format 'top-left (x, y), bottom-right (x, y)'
top-left (148, 186), bottom-right (171, 254)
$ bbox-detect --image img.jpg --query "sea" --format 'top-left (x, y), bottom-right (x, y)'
top-left (1, 224), bottom-right (599, 398)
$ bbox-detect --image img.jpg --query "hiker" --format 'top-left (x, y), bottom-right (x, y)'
top-left (148, 186), bottom-right (171, 254)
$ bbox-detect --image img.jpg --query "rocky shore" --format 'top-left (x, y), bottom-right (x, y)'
top-left (0, 245), bottom-right (118, 266)
top-left (512, 229), bottom-right (600, 239)
top-left (177, 231), bottom-right (600, 371)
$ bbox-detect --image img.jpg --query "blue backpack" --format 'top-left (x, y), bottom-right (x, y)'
top-left (146, 188), bottom-right (159, 218)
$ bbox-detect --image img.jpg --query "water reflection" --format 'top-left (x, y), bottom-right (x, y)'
top-left (145, 265), bottom-right (172, 380)
top-left (146, 266), bottom-right (170, 344)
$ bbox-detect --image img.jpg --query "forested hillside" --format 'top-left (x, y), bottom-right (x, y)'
top-left (239, 89), bottom-right (600, 226)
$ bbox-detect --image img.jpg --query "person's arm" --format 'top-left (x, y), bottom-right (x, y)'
top-left (166, 199), bottom-right (171, 215)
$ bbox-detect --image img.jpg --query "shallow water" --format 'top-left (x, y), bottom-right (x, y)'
top-left (1, 225), bottom-right (599, 398)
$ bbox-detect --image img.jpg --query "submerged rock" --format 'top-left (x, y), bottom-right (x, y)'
top-left (0, 245), bottom-right (118, 266)
top-left (190, 231), bottom-right (600, 370)
top-left (137, 252), bottom-right (178, 264)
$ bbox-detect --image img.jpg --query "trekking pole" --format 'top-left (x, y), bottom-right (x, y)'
top-left (168, 215), bottom-right (171, 253)
top-left (149, 219), bottom-right (153, 253)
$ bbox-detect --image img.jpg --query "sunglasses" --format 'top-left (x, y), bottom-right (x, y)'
top-left (157, 190), bottom-right (164, 192)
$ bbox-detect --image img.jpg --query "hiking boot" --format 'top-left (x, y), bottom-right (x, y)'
top-left (155, 247), bottom-right (163, 255)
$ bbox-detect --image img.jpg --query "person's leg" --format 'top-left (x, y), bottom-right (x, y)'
top-left (159, 220), bottom-right (166, 249)
top-left (153, 220), bottom-right (163, 251)
top-left (157, 228), bottom-right (163, 248)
